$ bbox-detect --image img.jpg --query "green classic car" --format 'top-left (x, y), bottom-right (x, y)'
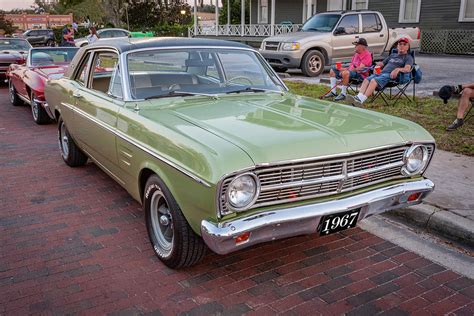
top-left (45, 38), bottom-right (435, 268)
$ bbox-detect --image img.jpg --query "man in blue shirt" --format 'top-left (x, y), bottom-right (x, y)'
top-left (352, 37), bottom-right (414, 106)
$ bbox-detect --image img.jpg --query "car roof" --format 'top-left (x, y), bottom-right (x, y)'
top-left (86, 37), bottom-right (251, 53)
top-left (98, 28), bottom-right (130, 33)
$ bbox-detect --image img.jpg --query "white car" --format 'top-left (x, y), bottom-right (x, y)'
top-left (74, 28), bottom-right (130, 47)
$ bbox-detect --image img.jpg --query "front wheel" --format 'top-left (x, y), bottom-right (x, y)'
top-left (301, 50), bottom-right (325, 77)
top-left (30, 92), bottom-right (51, 125)
top-left (144, 175), bottom-right (206, 269)
top-left (58, 118), bottom-right (88, 167)
top-left (8, 79), bottom-right (23, 106)
top-left (272, 66), bottom-right (288, 73)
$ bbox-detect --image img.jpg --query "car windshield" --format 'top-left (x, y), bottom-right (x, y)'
top-left (127, 48), bottom-right (284, 100)
top-left (301, 14), bottom-right (341, 32)
top-left (29, 48), bottom-right (79, 66)
top-left (0, 39), bottom-right (31, 51)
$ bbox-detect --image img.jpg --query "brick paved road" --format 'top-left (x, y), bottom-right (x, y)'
top-left (0, 87), bottom-right (473, 315)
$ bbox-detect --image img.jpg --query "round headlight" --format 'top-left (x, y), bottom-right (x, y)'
top-left (402, 145), bottom-right (428, 175)
top-left (227, 173), bottom-right (259, 210)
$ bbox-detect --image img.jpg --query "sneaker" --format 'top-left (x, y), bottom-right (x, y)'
top-left (446, 118), bottom-right (464, 131)
top-left (323, 92), bottom-right (337, 99)
top-left (334, 93), bottom-right (346, 101)
top-left (350, 95), bottom-right (362, 107)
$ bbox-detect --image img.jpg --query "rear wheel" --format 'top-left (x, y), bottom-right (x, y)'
top-left (8, 79), bottom-right (23, 106)
top-left (30, 92), bottom-right (51, 125)
top-left (144, 175), bottom-right (206, 269)
top-left (58, 118), bottom-right (88, 167)
top-left (301, 50), bottom-right (325, 77)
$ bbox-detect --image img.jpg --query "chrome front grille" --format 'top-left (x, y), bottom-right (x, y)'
top-left (219, 144), bottom-right (434, 216)
top-left (265, 41), bottom-right (280, 51)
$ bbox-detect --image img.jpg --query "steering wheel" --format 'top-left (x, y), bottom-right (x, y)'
top-left (226, 76), bottom-right (254, 85)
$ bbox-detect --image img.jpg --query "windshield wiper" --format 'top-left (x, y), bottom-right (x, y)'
top-left (144, 90), bottom-right (217, 100)
top-left (226, 87), bottom-right (281, 94)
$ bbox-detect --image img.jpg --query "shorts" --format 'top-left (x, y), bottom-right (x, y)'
top-left (332, 67), bottom-right (364, 81)
top-left (366, 72), bottom-right (411, 88)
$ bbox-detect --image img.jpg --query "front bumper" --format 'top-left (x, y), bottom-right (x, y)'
top-left (259, 49), bottom-right (303, 68)
top-left (201, 178), bottom-right (434, 255)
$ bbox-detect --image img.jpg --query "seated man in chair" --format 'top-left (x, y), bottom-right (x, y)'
top-left (440, 83), bottom-right (474, 131)
top-left (351, 37), bottom-right (413, 106)
top-left (325, 38), bottom-right (372, 101)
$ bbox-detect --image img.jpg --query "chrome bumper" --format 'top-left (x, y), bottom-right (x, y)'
top-left (201, 178), bottom-right (434, 255)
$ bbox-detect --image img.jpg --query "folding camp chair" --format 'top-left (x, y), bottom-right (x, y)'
top-left (371, 49), bottom-right (418, 106)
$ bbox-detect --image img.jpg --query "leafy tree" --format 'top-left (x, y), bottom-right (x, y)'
top-left (122, 0), bottom-right (159, 30)
top-left (0, 11), bottom-right (16, 35)
top-left (219, 0), bottom-right (249, 25)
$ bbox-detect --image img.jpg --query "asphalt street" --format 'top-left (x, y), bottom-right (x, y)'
top-left (285, 54), bottom-right (474, 96)
top-left (0, 86), bottom-right (473, 315)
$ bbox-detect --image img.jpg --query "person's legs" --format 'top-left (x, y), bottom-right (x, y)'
top-left (447, 87), bottom-right (474, 131)
top-left (327, 67), bottom-right (340, 97)
top-left (457, 87), bottom-right (473, 118)
top-left (335, 70), bottom-right (351, 100)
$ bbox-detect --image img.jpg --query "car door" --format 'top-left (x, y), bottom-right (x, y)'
top-left (71, 50), bottom-right (122, 178)
top-left (331, 14), bottom-right (360, 62)
top-left (360, 13), bottom-right (385, 57)
top-left (26, 30), bottom-right (38, 45)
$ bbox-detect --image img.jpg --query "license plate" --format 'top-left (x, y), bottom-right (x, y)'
top-left (318, 208), bottom-right (360, 236)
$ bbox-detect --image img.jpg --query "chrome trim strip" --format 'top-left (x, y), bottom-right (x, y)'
top-left (64, 104), bottom-right (211, 187)
top-left (260, 174), bottom-right (345, 192)
top-left (202, 178), bottom-right (435, 255)
top-left (347, 161), bottom-right (404, 178)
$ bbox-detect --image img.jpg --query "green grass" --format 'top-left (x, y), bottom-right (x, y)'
top-left (285, 81), bottom-right (474, 156)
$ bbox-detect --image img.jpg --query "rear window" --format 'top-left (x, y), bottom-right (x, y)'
top-left (362, 14), bottom-right (382, 32)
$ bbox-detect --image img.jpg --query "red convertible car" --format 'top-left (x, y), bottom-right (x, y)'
top-left (7, 47), bottom-right (79, 124)
top-left (0, 38), bottom-right (31, 79)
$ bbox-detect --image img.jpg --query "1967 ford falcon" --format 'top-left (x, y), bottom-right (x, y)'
top-left (45, 38), bottom-right (435, 268)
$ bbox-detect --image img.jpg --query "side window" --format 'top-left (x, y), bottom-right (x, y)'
top-left (74, 52), bottom-right (91, 86)
top-left (90, 51), bottom-right (119, 94)
top-left (116, 31), bottom-right (128, 37)
top-left (100, 31), bottom-right (111, 38)
top-left (29, 30), bottom-right (38, 36)
top-left (108, 64), bottom-right (123, 98)
top-left (336, 15), bottom-right (359, 35)
top-left (362, 14), bottom-right (382, 32)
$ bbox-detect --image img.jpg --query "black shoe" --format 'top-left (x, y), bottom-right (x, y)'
top-left (334, 93), bottom-right (346, 101)
top-left (446, 118), bottom-right (464, 131)
top-left (323, 92), bottom-right (337, 99)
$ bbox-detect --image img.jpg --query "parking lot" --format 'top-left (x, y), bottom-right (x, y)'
top-left (1, 86), bottom-right (473, 315)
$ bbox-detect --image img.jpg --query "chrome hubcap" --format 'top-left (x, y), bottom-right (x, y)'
top-left (150, 190), bottom-right (173, 257)
top-left (31, 97), bottom-right (38, 121)
top-left (59, 122), bottom-right (69, 158)
top-left (9, 81), bottom-right (15, 103)
top-left (309, 55), bottom-right (322, 73)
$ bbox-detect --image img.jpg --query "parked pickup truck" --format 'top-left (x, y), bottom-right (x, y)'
top-left (259, 10), bottom-right (420, 76)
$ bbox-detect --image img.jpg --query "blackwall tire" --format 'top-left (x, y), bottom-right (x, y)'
top-left (144, 174), bottom-right (206, 269)
top-left (58, 117), bottom-right (88, 167)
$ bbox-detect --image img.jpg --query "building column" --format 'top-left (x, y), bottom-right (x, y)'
top-left (215, 2), bottom-right (219, 36)
top-left (270, 0), bottom-right (275, 36)
top-left (241, 0), bottom-right (245, 36)
top-left (302, 0), bottom-right (307, 23)
top-left (249, 0), bottom-right (252, 25)
top-left (257, 0), bottom-right (261, 23)
top-left (193, 0), bottom-right (198, 36)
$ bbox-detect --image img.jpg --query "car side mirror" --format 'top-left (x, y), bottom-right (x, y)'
top-left (334, 27), bottom-right (345, 35)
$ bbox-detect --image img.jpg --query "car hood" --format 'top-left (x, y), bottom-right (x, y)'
top-left (143, 93), bottom-right (434, 166)
top-left (0, 51), bottom-right (24, 61)
top-left (263, 31), bottom-right (328, 42)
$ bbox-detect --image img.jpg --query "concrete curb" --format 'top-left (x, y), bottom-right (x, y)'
top-left (389, 204), bottom-right (474, 247)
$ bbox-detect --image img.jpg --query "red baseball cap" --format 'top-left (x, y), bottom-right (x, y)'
top-left (398, 37), bottom-right (410, 44)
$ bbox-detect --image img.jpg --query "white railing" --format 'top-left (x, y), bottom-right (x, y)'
top-left (189, 24), bottom-right (302, 37)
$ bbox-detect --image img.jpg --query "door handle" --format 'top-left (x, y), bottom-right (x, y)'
top-left (379, 34), bottom-right (384, 37)
top-left (72, 92), bottom-right (82, 98)
top-left (355, 35), bottom-right (359, 38)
